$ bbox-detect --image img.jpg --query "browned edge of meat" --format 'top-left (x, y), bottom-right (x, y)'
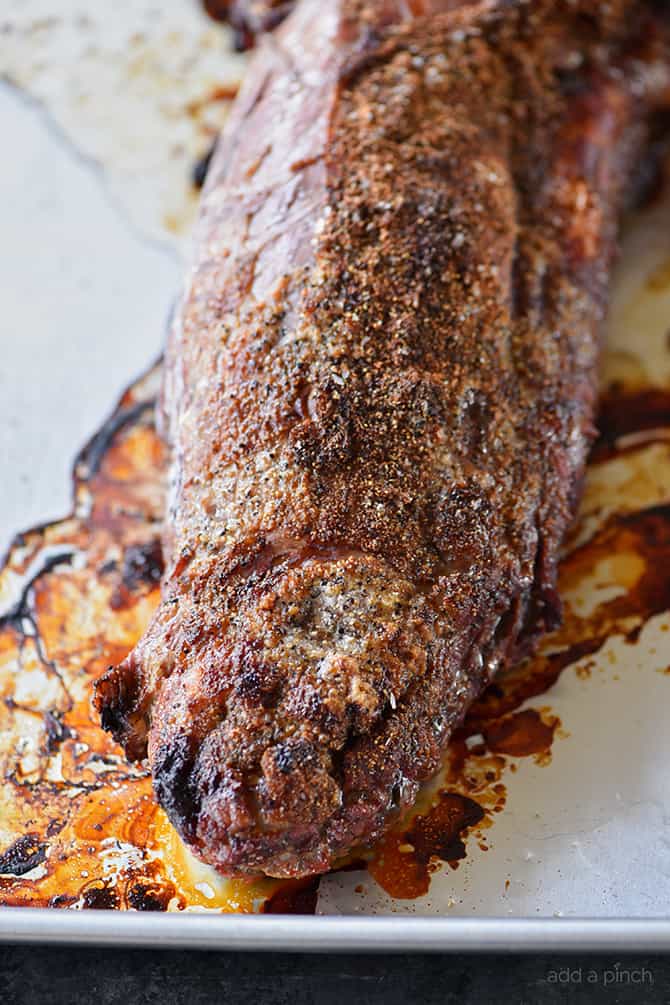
top-left (95, 0), bottom-right (670, 878)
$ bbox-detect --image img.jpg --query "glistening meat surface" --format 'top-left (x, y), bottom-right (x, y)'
top-left (95, 0), bottom-right (670, 878)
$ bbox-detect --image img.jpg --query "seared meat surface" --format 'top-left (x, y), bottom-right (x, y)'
top-left (96, 0), bottom-right (670, 878)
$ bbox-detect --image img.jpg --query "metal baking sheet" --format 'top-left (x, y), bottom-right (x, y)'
top-left (1, 911), bottom-right (670, 952)
top-left (1, 2), bottom-right (670, 950)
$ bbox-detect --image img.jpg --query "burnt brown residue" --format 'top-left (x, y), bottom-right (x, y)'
top-left (126, 878), bottom-right (176, 912)
top-left (0, 834), bottom-right (48, 877)
top-left (43, 711), bottom-right (71, 753)
top-left (593, 386), bottom-right (670, 461)
top-left (201, 0), bottom-right (231, 21)
top-left (193, 141), bottom-right (217, 189)
top-left (121, 541), bottom-right (164, 591)
top-left (261, 875), bottom-right (320, 914)
top-left (80, 884), bottom-right (119, 910)
top-left (367, 795), bottom-right (485, 900)
top-left (484, 709), bottom-right (559, 763)
top-left (74, 399), bottom-right (156, 481)
top-left (109, 539), bottom-right (164, 611)
top-left (48, 894), bottom-right (78, 909)
top-left (544, 499), bottom-right (670, 662)
top-left (201, 1), bottom-right (294, 50)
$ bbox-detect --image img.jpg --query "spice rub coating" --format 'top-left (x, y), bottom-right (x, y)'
top-left (95, 0), bottom-right (670, 876)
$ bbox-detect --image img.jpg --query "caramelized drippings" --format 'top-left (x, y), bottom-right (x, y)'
top-left (484, 708), bottom-right (559, 761)
top-left (262, 876), bottom-right (320, 914)
top-left (592, 387), bottom-right (670, 461)
top-left (201, 1), bottom-right (293, 51)
top-left (367, 795), bottom-right (485, 900)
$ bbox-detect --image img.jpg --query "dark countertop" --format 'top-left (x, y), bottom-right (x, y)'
top-left (0, 947), bottom-right (668, 1004)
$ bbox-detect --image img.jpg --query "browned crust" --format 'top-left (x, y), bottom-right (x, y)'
top-left (95, 0), bottom-right (670, 877)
